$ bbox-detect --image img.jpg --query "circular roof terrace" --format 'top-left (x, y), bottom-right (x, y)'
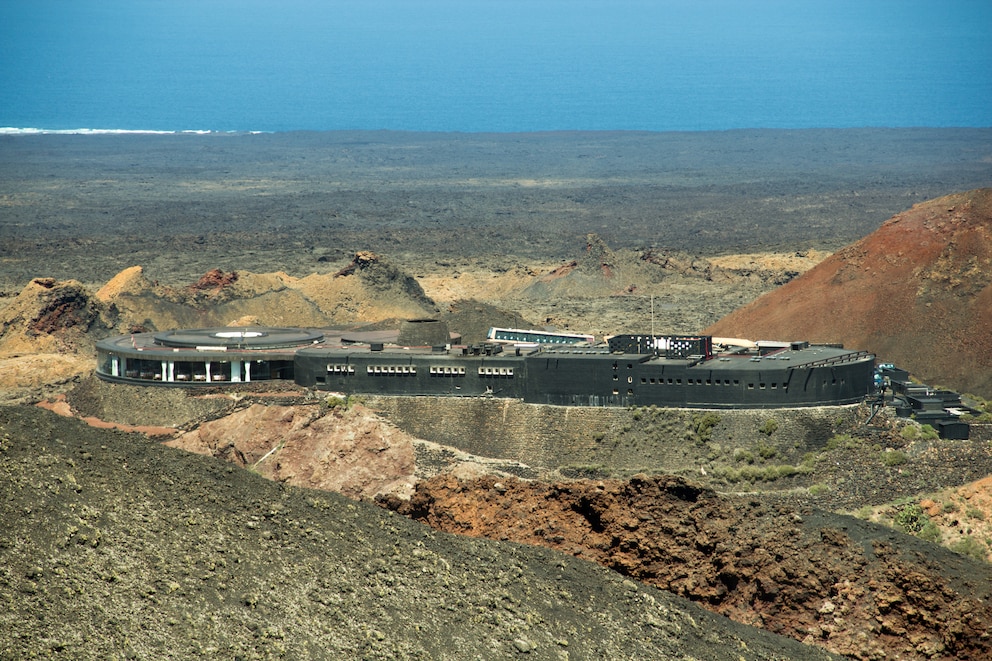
top-left (152, 327), bottom-right (324, 350)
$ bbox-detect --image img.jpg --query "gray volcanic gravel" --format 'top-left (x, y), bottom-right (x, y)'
top-left (0, 405), bottom-right (837, 660)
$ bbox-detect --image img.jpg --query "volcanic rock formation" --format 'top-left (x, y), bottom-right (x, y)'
top-left (707, 189), bottom-right (992, 397)
top-left (0, 256), bottom-right (448, 402)
top-left (168, 402), bottom-right (418, 501)
top-left (381, 473), bottom-right (992, 660)
top-left (0, 278), bottom-right (110, 399)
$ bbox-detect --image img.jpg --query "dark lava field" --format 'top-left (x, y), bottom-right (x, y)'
top-left (2, 128), bottom-right (991, 290)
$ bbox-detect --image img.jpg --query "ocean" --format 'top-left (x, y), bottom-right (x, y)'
top-left (1, 0), bottom-right (990, 133)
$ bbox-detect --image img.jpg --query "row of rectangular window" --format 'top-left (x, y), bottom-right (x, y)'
top-left (340, 365), bottom-right (516, 377)
top-left (430, 366), bottom-right (467, 375)
top-left (639, 377), bottom-right (741, 386)
top-left (478, 367), bottom-right (514, 376)
top-left (638, 376), bottom-right (788, 390)
top-left (368, 365), bottom-right (417, 375)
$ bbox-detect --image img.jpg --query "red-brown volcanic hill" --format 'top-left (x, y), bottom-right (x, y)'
top-left (706, 189), bottom-right (992, 397)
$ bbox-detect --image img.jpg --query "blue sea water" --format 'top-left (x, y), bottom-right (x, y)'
top-left (1, 0), bottom-right (990, 133)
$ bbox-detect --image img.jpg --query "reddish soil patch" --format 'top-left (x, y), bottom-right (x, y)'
top-left (189, 268), bottom-right (238, 291)
top-left (540, 260), bottom-right (578, 279)
top-left (168, 403), bottom-right (416, 500)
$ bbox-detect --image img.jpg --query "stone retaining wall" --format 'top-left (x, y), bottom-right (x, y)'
top-left (365, 395), bottom-right (864, 475)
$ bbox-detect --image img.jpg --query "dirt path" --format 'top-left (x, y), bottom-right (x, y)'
top-left (36, 395), bottom-right (178, 437)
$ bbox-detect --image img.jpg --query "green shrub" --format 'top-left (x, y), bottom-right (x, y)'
top-left (734, 449), bottom-right (756, 464)
top-left (920, 424), bottom-right (939, 440)
top-left (760, 418), bottom-right (779, 436)
top-left (713, 466), bottom-right (740, 483)
top-left (966, 507), bottom-right (986, 521)
top-left (943, 501), bottom-right (959, 514)
top-left (894, 504), bottom-right (941, 543)
top-left (767, 464), bottom-right (799, 479)
top-left (919, 521), bottom-right (942, 543)
top-left (756, 440), bottom-right (777, 460)
top-left (713, 464), bottom-right (798, 484)
top-left (825, 434), bottom-right (855, 451)
top-left (324, 394), bottom-right (348, 409)
top-left (900, 425), bottom-right (919, 440)
top-left (692, 413), bottom-right (721, 442)
top-left (808, 483), bottom-right (830, 497)
top-left (880, 450), bottom-right (908, 467)
top-left (950, 536), bottom-right (988, 562)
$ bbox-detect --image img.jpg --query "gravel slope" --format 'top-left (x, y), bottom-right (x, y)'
top-left (0, 405), bottom-right (838, 660)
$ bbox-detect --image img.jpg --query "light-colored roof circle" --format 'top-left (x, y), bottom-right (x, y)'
top-left (213, 330), bottom-right (266, 339)
top-left (152, 327), bottom-right (324, 349)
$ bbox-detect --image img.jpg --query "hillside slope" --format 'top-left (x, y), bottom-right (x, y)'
top-left (0, 405), bottom-right (837, 660)
top-left (707, 189), bottom-right (992, 397)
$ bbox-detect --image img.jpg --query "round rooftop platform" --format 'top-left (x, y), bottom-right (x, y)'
top-left (153, 327), bottom-right (324, 350)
